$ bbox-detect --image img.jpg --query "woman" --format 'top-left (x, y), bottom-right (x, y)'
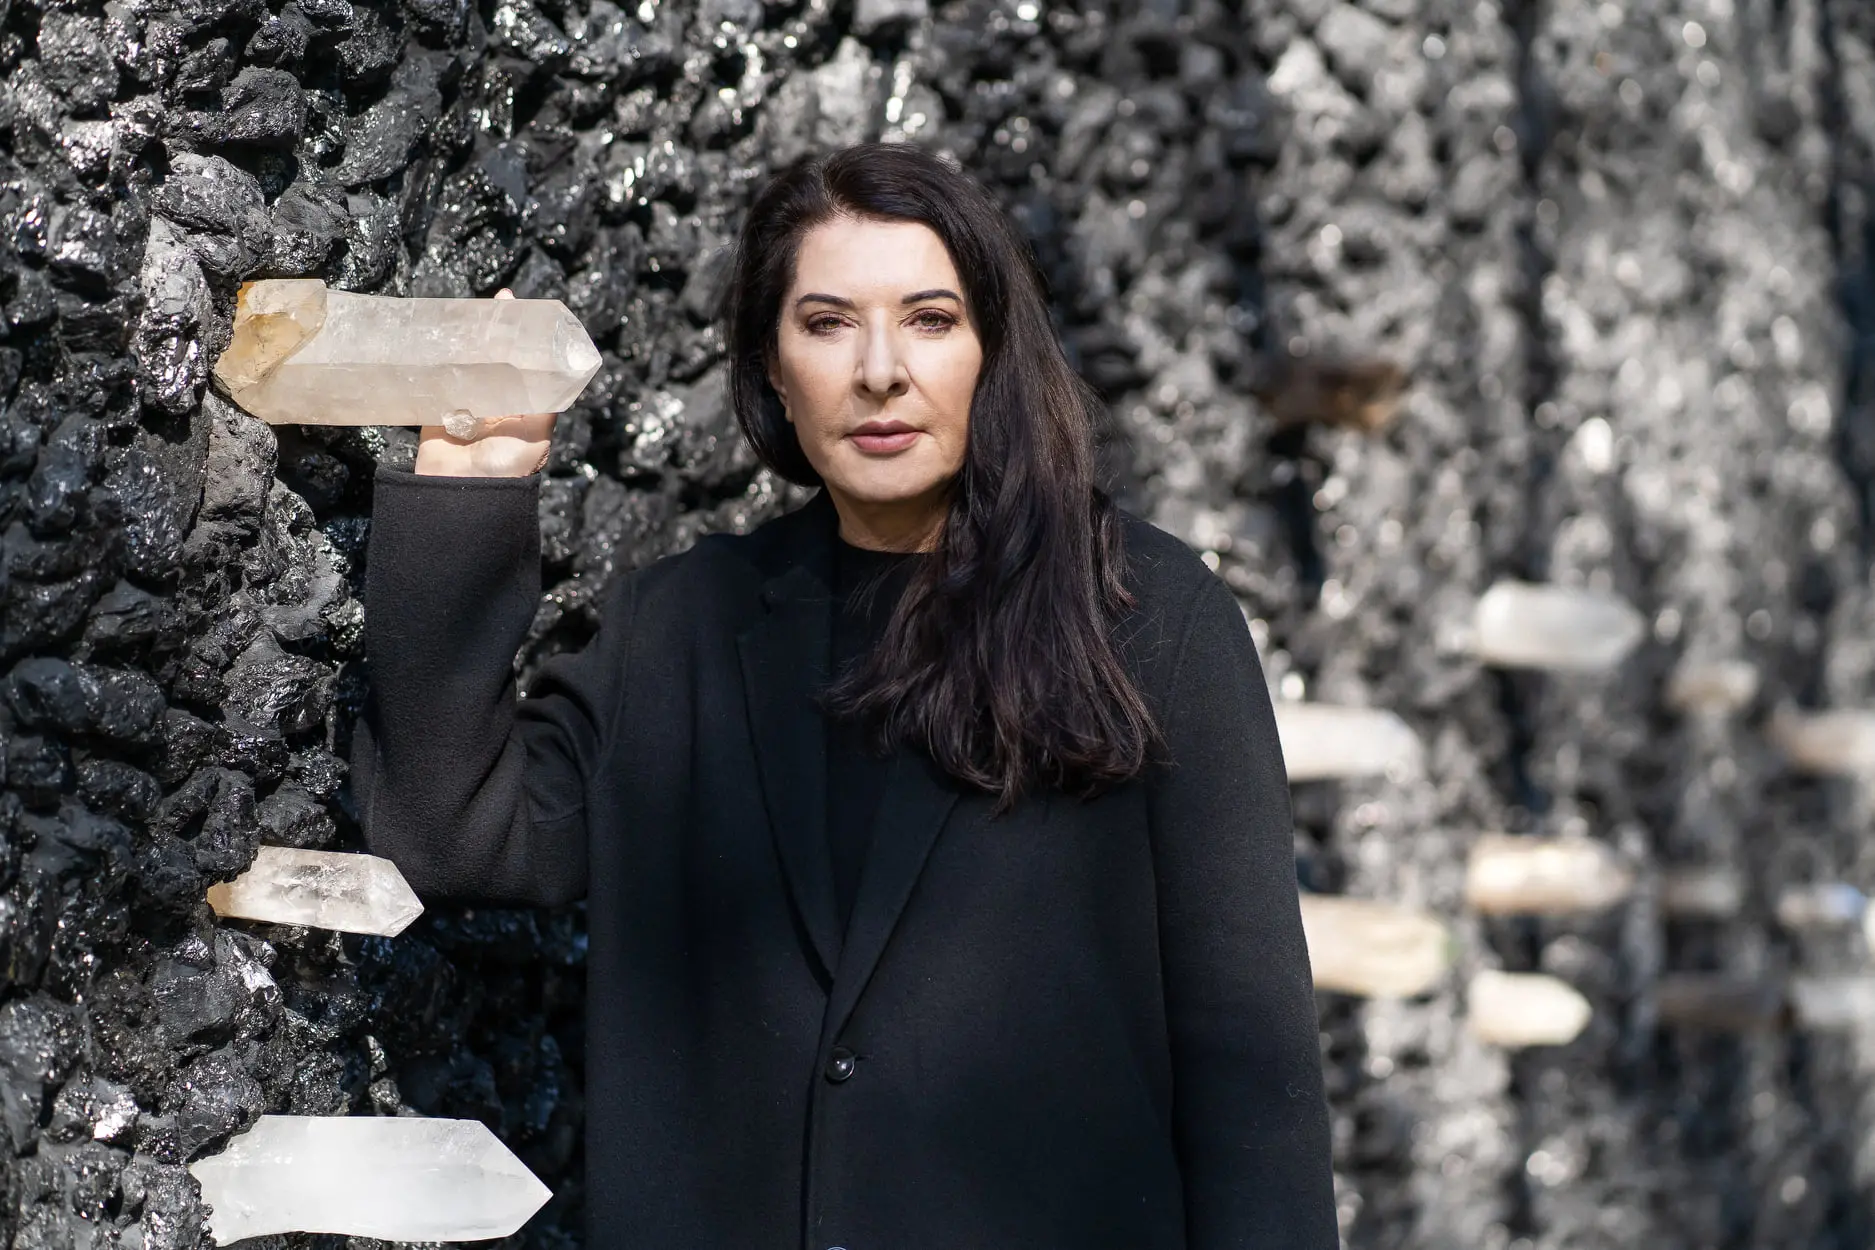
top-left (351, 143), bottom-right (1335, 1249)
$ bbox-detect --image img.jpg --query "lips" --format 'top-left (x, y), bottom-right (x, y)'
top-left (848, 421), bottom-right (921, 455)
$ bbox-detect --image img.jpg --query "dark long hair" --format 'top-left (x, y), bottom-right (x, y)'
top-left (724, 143), bottom-right (1159, 811)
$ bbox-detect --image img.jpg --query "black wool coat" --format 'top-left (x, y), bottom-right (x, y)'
top-left (350, 464), bottom-right (1338, 1250)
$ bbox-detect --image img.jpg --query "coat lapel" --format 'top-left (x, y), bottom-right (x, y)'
top-left (821, 747), bottom-right (961, 1049)
top-left (737, 494), bottom-right (843, 981)
top-left (736, 487), bottom-right (965, 1023)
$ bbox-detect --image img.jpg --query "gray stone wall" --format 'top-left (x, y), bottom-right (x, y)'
top-left (3, 0), bottom-right (1873, 1245)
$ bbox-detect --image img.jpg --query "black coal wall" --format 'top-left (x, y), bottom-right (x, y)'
top-left (6, 0), bottom-right (1875, 1246)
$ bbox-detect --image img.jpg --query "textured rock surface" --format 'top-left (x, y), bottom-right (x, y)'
top-left (5, 0), bottom-right (1875, 1246)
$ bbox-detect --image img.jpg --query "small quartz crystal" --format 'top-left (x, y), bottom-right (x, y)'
top-left (1297, 894), bottom-right (1452, 998)
top-left (1464, 834), bottom-right (1634, 915)
top-left (1664, 658), bottom-right (1759, 715)
top-left (212, 279), bottom-right (601, 433)
top-left (1272, 703), bottom-right (1423, 782)
top-left (1653, 974), bottom-right (1786, 1032)
top-left (1470, 580), bottom-right (1645, 672)
top-left (206, 846), bottom-right (423, 936)
top-left (1466, 970), bottom-right (1592, 1047)
top-left (1248, 355), bottom-right (1409, 433)
top-left (1768, 706), bottom-right (1875, 777)
top-left (1665, 974), bottom-right (1875, 1032)
top-left (189, 1115), bottom-right (552, 1243)
top-left (1776, 883), bottom-right (1875, 948)
top-left (1671, 874), bottom-right (1875, 938)
top-left (1659, 866), bottom-right (1744, 918)
top-left (1790, 976), bottom-right (1875, 1030)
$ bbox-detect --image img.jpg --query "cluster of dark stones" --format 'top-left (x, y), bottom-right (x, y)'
top-left (5, 0), bottom-right (1875, 1245)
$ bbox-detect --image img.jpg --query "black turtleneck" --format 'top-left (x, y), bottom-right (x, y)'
top-left (826, 535), bottom-right (923, 938)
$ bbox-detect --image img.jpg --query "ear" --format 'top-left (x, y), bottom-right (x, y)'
top-left (765, 349), bottom-right (791, 422)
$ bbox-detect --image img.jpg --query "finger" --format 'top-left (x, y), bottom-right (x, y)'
top-left (495, 288), bottom-right (515, 300)
top-left (480, 413), bottom-right (556, 435)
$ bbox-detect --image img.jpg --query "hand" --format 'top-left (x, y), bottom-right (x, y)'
top-left (413, 289), bottom-right (559, 478)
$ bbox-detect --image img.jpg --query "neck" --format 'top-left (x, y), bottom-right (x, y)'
top-left (828, 485), bottom-right (948, 553)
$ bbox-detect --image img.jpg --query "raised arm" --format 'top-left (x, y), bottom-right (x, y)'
top-left (1147, 572), bottom-right (1338, 1248)
top-left (348, 463), bottom-right (634, 906)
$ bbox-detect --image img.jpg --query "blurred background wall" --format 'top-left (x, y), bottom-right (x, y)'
top-left (5, 0), bottom-right (1875, 1245)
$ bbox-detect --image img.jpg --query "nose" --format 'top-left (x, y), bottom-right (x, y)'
top-left (857, 316), bottom-right (910, 399)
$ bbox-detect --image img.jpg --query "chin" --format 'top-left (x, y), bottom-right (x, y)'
top-left (824, 457), bottom-right (953, 508)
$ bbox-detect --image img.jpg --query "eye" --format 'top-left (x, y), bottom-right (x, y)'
top-left (805, 314), bottom-right (845, 335)
top-left (910, 309), bottom-right (957, 332)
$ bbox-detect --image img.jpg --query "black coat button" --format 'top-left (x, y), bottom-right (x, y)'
top-left (824, 1046), bottom-right (856, 1083)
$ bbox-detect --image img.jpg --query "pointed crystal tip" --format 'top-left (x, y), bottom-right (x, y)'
top-left (213, 279), bottom-right (330, 392)
top-left (206, 846), bottom-right (424, 936)
top-left (190, 1115), bottom-right (552, 1244)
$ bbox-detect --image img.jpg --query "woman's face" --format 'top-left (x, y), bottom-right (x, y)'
top-left (768, 215), bottom-right (983, 551)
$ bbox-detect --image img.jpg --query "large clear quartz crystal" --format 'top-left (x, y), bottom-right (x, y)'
top-left (189, 1115), bottom-right (552, 1243)
top-left (1272, 703), bottom-right (1423, 782)
top-left (1466, 970), bottom-right (1592, 1047)
top-left (1297, 895), bottom-right (1451, 998)
top-left (1464, 834), bottom-right (1633, 915)
top-left (206, 847), bottom-right (423, 936)
top-left (212, 279), bottom-right (601, 435)
top-left (1470, 580), bottom-right (1645, 672)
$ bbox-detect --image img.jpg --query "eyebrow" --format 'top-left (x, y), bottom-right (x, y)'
top-left (794, 289), bottom-right (964, 310)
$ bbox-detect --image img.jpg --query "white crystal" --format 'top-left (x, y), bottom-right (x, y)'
top-left (1272, 703), bottom-right (1423, 782)
top-left (1659, 866), bottom-right (1744, 918)
top-left (1464, 834), bottom-right (1634, 915)
top-left (189, 1115), bottom-right (551, 1244)
top-left (1664, 658), bottom-right (1759, 715)
top-left (1297, 895), bottom-right (1452, 999)
top-left (1775, 883), bottom-right (1870, 932)
top-left (1466, 970), bottom-right (1592, 1047)
top-left (1470, 580), bottom-right (1645, 672)
top-left (206, 847), bottom-right (423, 937)
top-left (1768, 706), bottom-right (1875, 777)
top-left (1791, 976), bottom-right (1875, 1031)
top-left (212, 279), bottom-right (601, 430)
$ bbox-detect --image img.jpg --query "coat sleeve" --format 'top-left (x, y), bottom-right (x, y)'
top-left (348, 464), bottom-right (636, 906)
top-left (1146, 571), bottom-right (1338, 1248)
